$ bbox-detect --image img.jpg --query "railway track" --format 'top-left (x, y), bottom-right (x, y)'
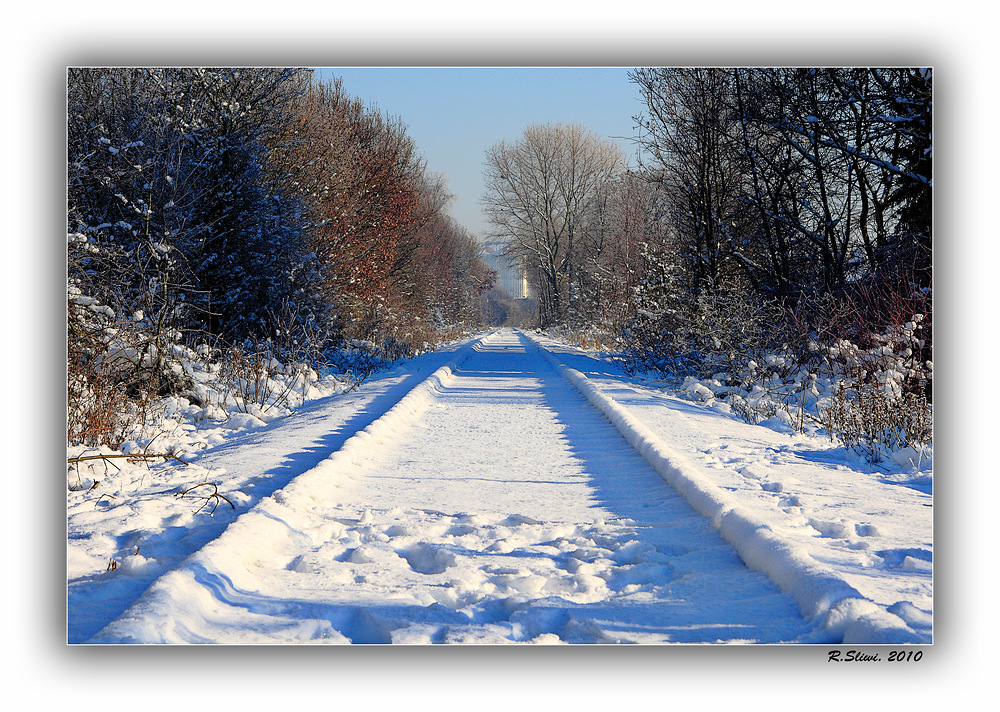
top-left (90, 330), bottom-right (829, 644)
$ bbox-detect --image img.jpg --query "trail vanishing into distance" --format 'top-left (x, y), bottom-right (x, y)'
top-left (68, 67), bottom-right (933, 648)
top-left (81, 330), bottom-right (930, 644)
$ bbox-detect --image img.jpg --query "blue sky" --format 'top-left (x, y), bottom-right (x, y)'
top-left (315, 67), bottom-right (645, 240)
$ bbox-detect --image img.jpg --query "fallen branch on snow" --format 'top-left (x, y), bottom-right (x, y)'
top-left (67, 452), bottom-right (191, 467)
top-left (173, 482), bottom-right (235, 515)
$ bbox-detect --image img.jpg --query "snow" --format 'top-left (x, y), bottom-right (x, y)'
top-left (68, 329), bottom-right (931, 645)
top-left (527, 332), bottom-right (931, 643)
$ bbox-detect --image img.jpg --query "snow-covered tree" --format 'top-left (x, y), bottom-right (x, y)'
top-left (67, 67), bottom-right (310, 346)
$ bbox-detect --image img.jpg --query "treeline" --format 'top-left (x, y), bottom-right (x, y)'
top-left (68, 68), bottom-right (492, 446)
top-left (484, 68), bottom-right (931, 461)
top-left (623, 67), bottom-right (931, 374)
top-left (486, 68), bottom-right (930, 331)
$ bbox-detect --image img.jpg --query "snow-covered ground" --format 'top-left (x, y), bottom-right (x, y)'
top-left (68, 329), bottom-right (931, 644)
top-left (529, 331), bottom-right (932, 643)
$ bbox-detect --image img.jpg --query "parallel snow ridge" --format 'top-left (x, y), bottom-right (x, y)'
top-left (524, 332), bottom-right (924, 645)
top-left (90, 336), bottom-right (485, 643)
top-left (278, 336), bottom-right (482, 504)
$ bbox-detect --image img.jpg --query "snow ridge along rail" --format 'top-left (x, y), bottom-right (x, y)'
top-left (275, 333), bottom-right (483, 504)
top-left (523, 330), bottom-right (924, 645)
top-left (90, 333), bottom-right (486, 643)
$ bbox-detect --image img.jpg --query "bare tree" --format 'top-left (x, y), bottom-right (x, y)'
top-left (731, 67), bottom-right (931, 297)
top-left (482, 123), bottom-right (624, 325)
top-left (630, 68), bottom-right (746, 296)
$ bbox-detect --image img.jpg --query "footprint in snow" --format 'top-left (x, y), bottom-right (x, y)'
top-left (738, 464), bottom-right (766, 480)
top-left (779, 494), bottom-right (803, 508)
top-left (855, 523), bottom-right (880, 537)
top-left (875, 548), bottom-right (932, 569)
top-left (398, 543), bottom-right (457, 575)
top-left (807, 518), bottom-right (852, 539)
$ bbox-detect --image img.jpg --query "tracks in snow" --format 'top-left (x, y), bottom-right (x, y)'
top-left (90, 330), bottom-right (835, 644)
top-left (67, 334), bottom-right (486, 643)
top-left (526, 331), bottom-right (927, 644)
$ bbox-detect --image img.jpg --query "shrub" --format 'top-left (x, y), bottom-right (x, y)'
top-left (620, 272), bottom-right (932, 465)
top-left (619, 283), bottom-right (786, 381)
top-left (820, 381), bottom-right (931, 464)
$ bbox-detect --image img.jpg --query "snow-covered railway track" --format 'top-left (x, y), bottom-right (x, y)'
top-left (89, 329), bottom-right (840, 644)
top-left (85, 327), bottom-right (935, 645)
top-left (68, 335), bottom-right (485, 642)
top-left (524, 332), bottom-right (928, 644)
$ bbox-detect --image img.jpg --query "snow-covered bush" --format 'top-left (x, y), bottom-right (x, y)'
top-left (811, 310), bottom-right (932, 463)
top-left (673, 304), bottom-right (932, 464)
top-left (619, 282), bottom-right (786, 381)
top-left (820, 382), bottom-right (931, 464)
top-left (622, 272), bottom-right (932, 465)
top-left (213, 342), bottom-right (293, 415)
top-left (67, 278), bottom-right (161, 448)
top-left (544, 324), bottom-right (617, 353)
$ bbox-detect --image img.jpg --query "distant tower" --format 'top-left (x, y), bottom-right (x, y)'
top-left (482, 240), bottom-right (530, 300)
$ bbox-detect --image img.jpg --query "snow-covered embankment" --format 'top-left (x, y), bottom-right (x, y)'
top-left (524, 331), bottom-right (927, 644)
top-left (89, 336), bottom-right (484, 642)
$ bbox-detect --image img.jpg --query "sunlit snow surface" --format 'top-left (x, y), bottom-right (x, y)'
top-left (69, 330), bottom-right (931, 644)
